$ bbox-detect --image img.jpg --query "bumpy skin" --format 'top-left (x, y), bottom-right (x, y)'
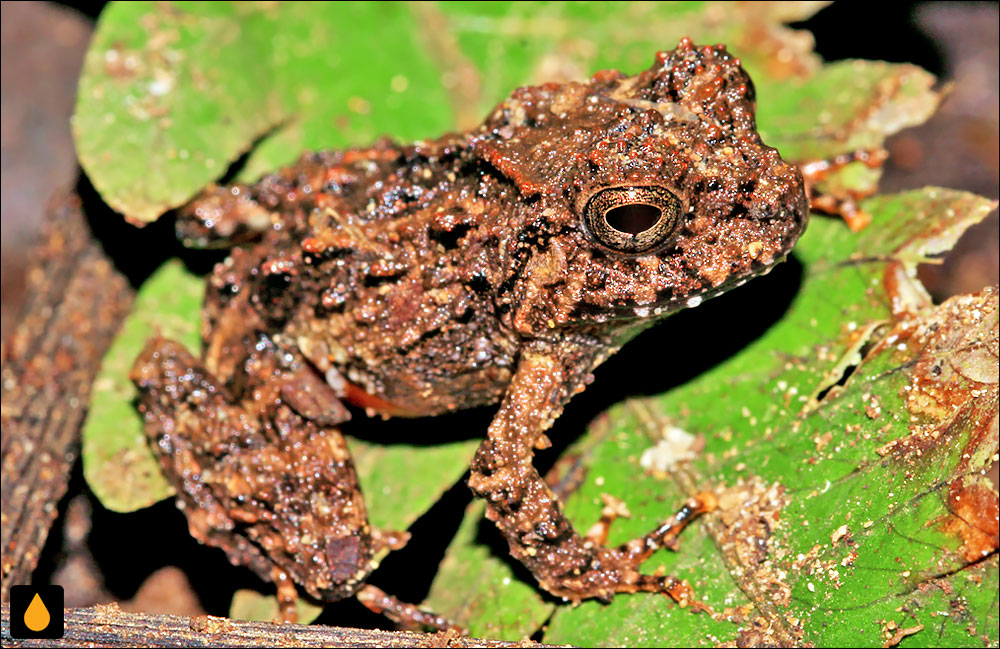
top-left (132, 39), bottom-right (807, 615)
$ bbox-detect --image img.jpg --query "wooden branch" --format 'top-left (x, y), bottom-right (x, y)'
top-left (0, 602), bottom-right (558, 647)
top-left (1, 195), bottom-right (135, 595)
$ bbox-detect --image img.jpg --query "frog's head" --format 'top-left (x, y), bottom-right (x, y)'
top-left (475, 39), bottom-right (807, 338)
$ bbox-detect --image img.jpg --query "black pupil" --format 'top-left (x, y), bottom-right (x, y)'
top-left (604, 203), bottom-right (661, 235)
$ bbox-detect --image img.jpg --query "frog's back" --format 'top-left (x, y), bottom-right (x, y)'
top-left (185, 134), bottom-right (523, 418)
top-left (285, 138), bottom-right (523, 416)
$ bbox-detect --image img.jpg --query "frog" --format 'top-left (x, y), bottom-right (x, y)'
top-left (130, 38), bottom-right (808, 625)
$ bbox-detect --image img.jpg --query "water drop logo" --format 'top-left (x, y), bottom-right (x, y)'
top-left (24, 593), bottom-right (51, 631)
top-left (9, 585), bottom-right (64, 639)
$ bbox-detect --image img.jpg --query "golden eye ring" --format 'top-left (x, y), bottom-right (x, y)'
top-left (583, 186), bottom-right (682, 254)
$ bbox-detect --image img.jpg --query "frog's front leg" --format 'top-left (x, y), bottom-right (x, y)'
top-left (469, 340), bottom-right (713, 607)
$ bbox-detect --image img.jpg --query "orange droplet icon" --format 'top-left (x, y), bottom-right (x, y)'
top-left (24, 592), bottom-right (51, 632)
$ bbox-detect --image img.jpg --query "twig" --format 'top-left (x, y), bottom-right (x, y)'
top-left (0, 602), bottom-right (558, 648)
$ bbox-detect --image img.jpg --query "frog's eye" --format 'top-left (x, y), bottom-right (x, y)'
top-left (583, 186), bottom-right (682, 254)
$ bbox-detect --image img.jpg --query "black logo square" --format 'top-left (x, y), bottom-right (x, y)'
top-left (9, 585), bottom-right (64, 639)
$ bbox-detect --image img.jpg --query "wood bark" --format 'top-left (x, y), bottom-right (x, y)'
top-left (1, 195), bottom-right (135, 595)
top-left (0, 602), bottom-right (556, 647)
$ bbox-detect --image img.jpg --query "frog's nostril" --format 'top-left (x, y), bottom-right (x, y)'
top-left (605, 203), bottom-right (662, 234)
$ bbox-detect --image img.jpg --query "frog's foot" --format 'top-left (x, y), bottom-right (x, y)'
top-left (798, 148), bottom-right (888, 232)
top-left (175, 183), bottom-right (275, 248)
top-left (356, 585), bottom-right (463, 633)
top-left (595, 492), bottom-right (716, 609)
top-left (579, 494), bottom-right (706, 606)
top-left (542, 548), bottom-right (703, 610)
top-left (488, 491), bottom-right (716, 610)
top-left (132, 336), bottom-right (381, 617)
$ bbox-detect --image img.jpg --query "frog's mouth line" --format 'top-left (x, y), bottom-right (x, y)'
top-left (571, 253), bottom-right (790, 325)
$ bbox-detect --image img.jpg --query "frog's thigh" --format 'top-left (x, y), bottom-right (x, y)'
top-left (132, 337), bottom-right (285, 582)
top-left (468, 344), bottom-right (706, 607)
top-left (132, 337), bottom-right (381, 606)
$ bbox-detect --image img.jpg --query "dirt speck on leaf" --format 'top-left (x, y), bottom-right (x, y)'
top-left (712, 478), bottom-right (805, 647)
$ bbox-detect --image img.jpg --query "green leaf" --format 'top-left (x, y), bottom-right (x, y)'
top-left (82, 260), bottom-right (201, 512)
top-left (73, 2), bottom-right (456, 223)
top-left (73, 3), bottom-right (286, 223)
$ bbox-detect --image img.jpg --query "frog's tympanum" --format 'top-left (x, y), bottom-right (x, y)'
top-left (132, 39), bottom-right (807, 623)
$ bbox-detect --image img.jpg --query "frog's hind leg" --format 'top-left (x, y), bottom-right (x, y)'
top-left (133, 336), bottom-right (461, 629)
top-left (469, 340), bottom-right (716, 609)
top-left (132, 336), bottom-right (378, 622)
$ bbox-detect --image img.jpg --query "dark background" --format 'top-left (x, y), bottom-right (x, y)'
top-left (2, 0), bottom-right (997, 629)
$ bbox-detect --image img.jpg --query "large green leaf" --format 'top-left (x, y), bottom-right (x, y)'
top-left (74, 1), bottom-right (997, 644)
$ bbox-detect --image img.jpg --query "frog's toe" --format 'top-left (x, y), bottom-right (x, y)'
top-left (537, 546), bottom-right (710, 611)
top-left (356, 585), bottom-right (463, 633)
